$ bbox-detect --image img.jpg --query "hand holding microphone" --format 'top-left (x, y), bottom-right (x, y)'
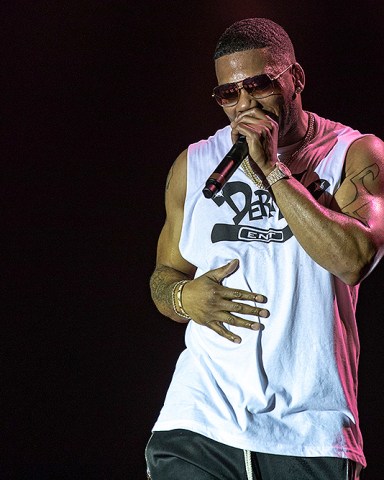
top-left (202, 110), bottom-right (279, 199)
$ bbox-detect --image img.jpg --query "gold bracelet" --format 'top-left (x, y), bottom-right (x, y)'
top-left (171, 280), bottom-right (191, 320)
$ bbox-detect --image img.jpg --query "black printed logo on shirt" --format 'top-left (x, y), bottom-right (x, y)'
top-left (211, 173), bottom-right (330, 244)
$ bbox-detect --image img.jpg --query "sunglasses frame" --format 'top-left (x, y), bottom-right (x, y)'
top-left (212, 63), bottom-right (294, 107)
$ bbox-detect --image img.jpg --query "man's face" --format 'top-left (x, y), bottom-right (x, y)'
top-left (214, 48), bottom-right (298, 138)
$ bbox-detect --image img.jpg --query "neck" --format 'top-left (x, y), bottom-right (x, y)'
top-left (279, 111), bottom-right (316, 166)
top-left (278, 108), bottom-right (309, 148)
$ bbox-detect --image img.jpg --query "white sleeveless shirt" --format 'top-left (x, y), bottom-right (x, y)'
top-left (153, 113), bottom-right (366, 467)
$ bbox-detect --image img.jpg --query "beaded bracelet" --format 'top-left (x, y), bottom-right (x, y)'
top-left (171, 280), bottom-right (191, 320)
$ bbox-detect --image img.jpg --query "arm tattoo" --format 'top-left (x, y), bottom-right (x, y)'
top-left (150, 265), bottom-right (175, 311)
top-left (150, 265), bottom-right (192, 318)
top-left (341, 163), bottom-right (380, 222)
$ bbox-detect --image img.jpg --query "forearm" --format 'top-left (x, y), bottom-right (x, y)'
top-left (150, 265), bottom-right (193, 323)
top-left (272, 177), bottom-right (376, 284)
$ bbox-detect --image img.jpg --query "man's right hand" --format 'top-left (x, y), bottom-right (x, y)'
top-left (181, 259), bottom-right (269, 343)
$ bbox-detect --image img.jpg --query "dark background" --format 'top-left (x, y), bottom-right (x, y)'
top-left (3, 1), bottom-right (384, 478)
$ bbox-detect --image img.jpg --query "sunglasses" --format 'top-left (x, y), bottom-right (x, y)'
top-left (212, 64), bottom-right (293, 107)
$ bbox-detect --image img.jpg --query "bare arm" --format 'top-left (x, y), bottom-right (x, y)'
top-left (149, 150), bottom-right (196, 323)
top-left (150, 149), bottom-right (269, 342)
top-left (270, 135), bottom-right (384, 284)
top-left (234, 111), bottom-right (384, 285)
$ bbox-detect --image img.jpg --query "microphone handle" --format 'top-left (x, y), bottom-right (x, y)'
top-left (202, 135), bottom-right (248, 199)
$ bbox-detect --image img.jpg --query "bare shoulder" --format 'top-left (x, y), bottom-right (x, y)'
top-left (344, 135), bottom-right (384, 191)
top-left (156, 148), bottom-right (196, 277)
top-left (165, 149), bottom-right (188, 208)
top-left (335, 134), bottom-right (384, 228)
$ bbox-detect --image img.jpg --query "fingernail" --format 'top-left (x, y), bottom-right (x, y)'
top-left (232, 337), bottom-right (241, 344)
top-left (251, 323), bottom-right (265, 331)
top-left (255, 294), bottom-right (267, 303)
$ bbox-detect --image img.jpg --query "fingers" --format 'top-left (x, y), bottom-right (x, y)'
top-left (187, 260), bottom-right (270, 343)
top-left (206, 264), bottom-right (269, 310)
top-left (216, 300), bottom-right (269, 340)
top-left (235, 119), bottom-right (275, 147)
top-left (204, 293), bottom-right (270, 344)
top-left (208, 259), bottom-right (239, 284)
top-left (207, 316), bottom-right (265, 344)
top-left (226, 288), bottom-right (267, 305)
top-left (232, 109), bottom-right (276, 134)
top-left (230, 109), bottom-right (279, 170)
top-left (204, 259), bottom-right (269, 315)
top-left (218, 296), bottom-right (269, 317)
top-left (208, 322), bottom-right (242, 344)
top-left (218, 313), bottom-right (265, 331)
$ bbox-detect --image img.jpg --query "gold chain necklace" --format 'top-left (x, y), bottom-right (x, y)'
top-left (241, 111), bottom-right (316, 186)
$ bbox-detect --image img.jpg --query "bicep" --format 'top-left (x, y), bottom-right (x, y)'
top-left (333, 136), bottom-right (384, 235)
top-left (156, 150), bottom-right (196, 278)
top-left (156, 219), bottom-right (196, 277)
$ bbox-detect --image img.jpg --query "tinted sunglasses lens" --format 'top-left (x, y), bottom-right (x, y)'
top-left (213, 84), bottom-right (239, 106)
top-left (244, 74), bottom-right (273, 97)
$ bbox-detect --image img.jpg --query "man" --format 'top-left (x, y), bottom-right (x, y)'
top-left (146, 18), bottom-right (384, 480)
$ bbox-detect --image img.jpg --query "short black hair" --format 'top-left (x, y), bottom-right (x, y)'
top-left (214, 18), bottom-right (296, 66)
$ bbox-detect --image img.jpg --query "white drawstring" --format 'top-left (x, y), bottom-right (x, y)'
top-left (243, 450), bottom-right (253, 480)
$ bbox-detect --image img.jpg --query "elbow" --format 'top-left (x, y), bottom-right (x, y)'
top-left (340, 271), bottom-right (363, 287)
top-left (336, 246), bottom-right (377, 286)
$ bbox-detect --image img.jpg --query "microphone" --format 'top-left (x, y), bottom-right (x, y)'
top-left (202, 135), bottom-right (249, 198)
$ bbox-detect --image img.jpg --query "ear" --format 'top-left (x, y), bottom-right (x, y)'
top-left (292, 62), bottom-right (305, 94)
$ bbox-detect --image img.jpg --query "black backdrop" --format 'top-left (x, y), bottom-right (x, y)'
top-left (3, 1), bottom-right (384, 478)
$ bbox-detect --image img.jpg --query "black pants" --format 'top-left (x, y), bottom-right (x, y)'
top-left (145, 429), bottom-right (361, 480)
